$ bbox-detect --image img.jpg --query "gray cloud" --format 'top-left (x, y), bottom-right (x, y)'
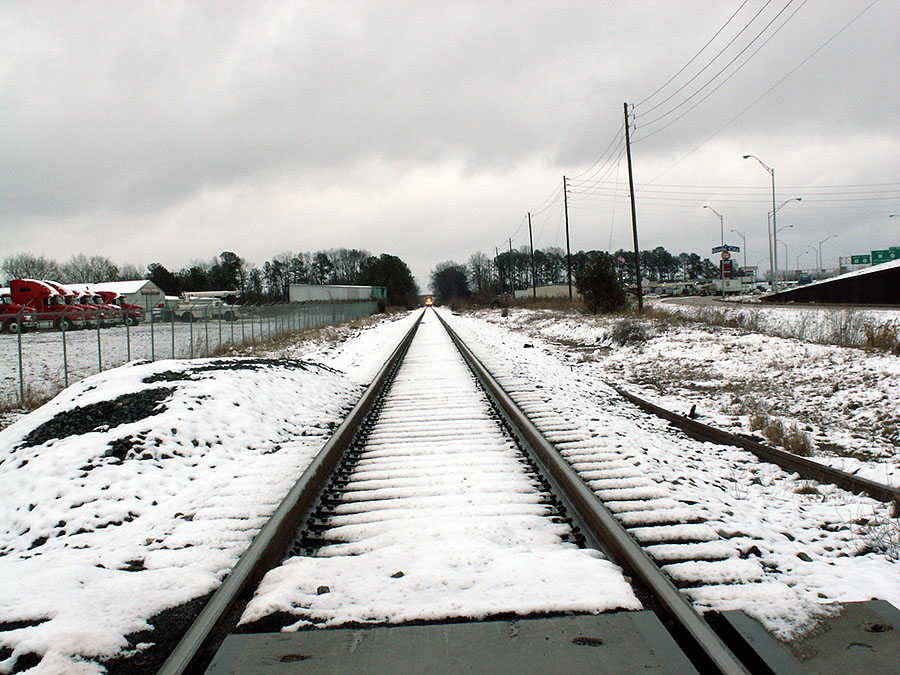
top-left (2, 1), bottom-right (898, 285)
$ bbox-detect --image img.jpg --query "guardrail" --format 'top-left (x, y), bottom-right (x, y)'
top-left (2, 300), bottom-right (379, 408)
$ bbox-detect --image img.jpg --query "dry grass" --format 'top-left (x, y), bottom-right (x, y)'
top-left (739, 399), bottom-right (813, 456)
top-left (855, 509), bottom-right (900, 560)
top-left (0, 385), bottom-right (61, 431)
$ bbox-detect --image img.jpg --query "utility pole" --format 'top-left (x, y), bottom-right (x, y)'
top-left (528, 212), bottom-right (537, 298)
top-left (624, 102), bottom-right (643, 312)
top-left (495, 247), bottom-right (500, 293)
top-left (508, 238), bottom-right (514, 298)
top-left (563, 176), bottom-right (573, 300)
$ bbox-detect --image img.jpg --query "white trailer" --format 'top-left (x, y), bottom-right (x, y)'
top-left (289, 284), bottom-right (386, 303)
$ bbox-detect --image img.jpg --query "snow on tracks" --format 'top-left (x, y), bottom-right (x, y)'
top-left (240, 311), bottom-right (640, 630)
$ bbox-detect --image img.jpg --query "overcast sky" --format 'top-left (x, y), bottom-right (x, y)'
top-left (3, 1), bottom-right (898, 289)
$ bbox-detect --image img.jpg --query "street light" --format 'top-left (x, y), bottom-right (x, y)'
top-left (818, 234), bottom-right (837, 274)
top-left (777, 240), bottom-right (788, 280)
top-left (743, 154), bottom-right (777, 291)
top-left (769, 197), bottom-right (801, 285)
top-left (703, 205), bottom-right (725, 296)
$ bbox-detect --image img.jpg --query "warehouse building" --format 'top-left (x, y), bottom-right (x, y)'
top-left (89, 280), bottom-right (165, 311)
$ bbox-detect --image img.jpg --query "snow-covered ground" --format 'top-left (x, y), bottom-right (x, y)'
top-left (2, 304), bottom-right (899, 672)
top-left (475, 304), bottom-right (900, 488)
top-left (440, 307), bottom-right (900, 640)
top-left (0, 312), bottom-right (417, 674)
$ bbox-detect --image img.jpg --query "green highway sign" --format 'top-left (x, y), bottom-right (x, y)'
top-left (872, 249), bottom-right (900, 264)
top-left (851, 254), bottom-right (870, 265)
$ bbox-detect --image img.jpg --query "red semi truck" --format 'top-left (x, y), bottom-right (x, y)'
top-left (0, 291), bottom-right (38, 333)
top-left (43, 281), bottom-right (105, 328)
top-left (96, 291), bottom-right (144, 325)
top-left (8, 279), bottom-right (86, 331)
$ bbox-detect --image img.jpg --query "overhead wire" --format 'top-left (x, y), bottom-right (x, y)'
top-left (635, 0), bottom-right (776, 119)
top-left (635, 0), bottom-right (798, 134)
top-left (635, 0), bottom-right (752, 108)
top-left (647, 0), bottom-right (881, 179)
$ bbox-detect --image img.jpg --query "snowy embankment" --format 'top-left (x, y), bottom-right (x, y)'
top-left (476, 305), bottom-right (900, 488)
top-left (440, 308), bottom-right (900, 640)
top-left (0, 312), bottom-right (417, 674)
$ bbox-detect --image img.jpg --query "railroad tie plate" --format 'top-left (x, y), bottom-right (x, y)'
top-left (204, 612), bottom-right (697, 674)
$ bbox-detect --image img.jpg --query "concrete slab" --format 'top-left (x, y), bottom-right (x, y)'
top-left (205, 612), bottom-right (698, 674)
top-left (788, 600), bottom-right (900, 674)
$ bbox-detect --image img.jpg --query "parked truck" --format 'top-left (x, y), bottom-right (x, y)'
top-left (0, 290), bottom-right (38, 333)
top-left (175, 291), bottom-right (239, 322)
top-left (9, 279), bottom-right (85, 330)
top-left (96, 291), bottom-right (144, 325)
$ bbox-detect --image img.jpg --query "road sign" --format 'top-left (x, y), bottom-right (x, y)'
top-left (851, 254), bottom-right (871, 265)
top-left (712, 244), bottom-right (740, 254)
top-left (872, 249), bottom-right (900, 264)
top-left (721, 251), bottom-right (731, 261)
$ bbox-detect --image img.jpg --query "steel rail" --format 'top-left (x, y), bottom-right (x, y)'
top-left (609, 383), bottom-right (900, 504)
top-left (157, 311), bottom-right (424, 675)
top-left (434, 309), bottom-right (749, 675)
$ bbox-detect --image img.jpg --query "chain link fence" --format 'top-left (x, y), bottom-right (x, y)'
top-left (2, 300), bottom-right (378, 407)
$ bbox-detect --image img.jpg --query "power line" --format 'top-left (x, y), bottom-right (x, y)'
top-left (636, 0), bottom-right (752, 108)
top-left (647, 0), bottom-right (880, 180)
top-left (636, 0), bottom-right (798, 133)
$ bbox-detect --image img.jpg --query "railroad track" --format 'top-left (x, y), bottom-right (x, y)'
top-left (153, 308), bottom-right (895, 674)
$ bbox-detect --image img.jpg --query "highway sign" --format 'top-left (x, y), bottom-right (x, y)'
top-left (872, 249), bottom-right (900, 264)
top-left (851, 254), bottom-right (871, 265)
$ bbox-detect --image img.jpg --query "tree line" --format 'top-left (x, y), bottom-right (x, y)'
top-left (3, 248), bottom-right (419, 307)
top-left (432, 245), bottom-right (727, 298)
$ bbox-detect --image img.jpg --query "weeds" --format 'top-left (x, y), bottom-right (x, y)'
top-left (855, 506), bottom-right (900, 560)
top-left (610, 318), bottom-right (649, 346)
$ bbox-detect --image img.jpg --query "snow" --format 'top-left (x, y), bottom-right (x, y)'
top-left (441, 307), bottom-right (900, 640)
top-left (0, 312), bottom-right (417, 673)
top-left (2, 302), bottom-right (899, 670)
top-left (241, 311), bottom-right (640, 629)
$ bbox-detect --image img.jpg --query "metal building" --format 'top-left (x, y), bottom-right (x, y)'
top-left (763, 259), bottom-right (900, 305)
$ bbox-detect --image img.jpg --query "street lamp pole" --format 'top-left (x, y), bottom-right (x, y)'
top-left (818, 235), bottom-right (836, 275)
top-left (704, 205), bottom-right (725, 296)
top-left (744, 154), bottom-right (777, 292)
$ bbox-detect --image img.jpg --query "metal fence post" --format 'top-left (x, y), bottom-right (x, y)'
top-left (96, 307), bottom-right (103, 373)
top-left (171, 309), bottom-right (176, 359)
top-left (150, 304), bottom-right (155, 361)
top-left (16, 310), bottom-right (24, 405)
top-left (125, 311), bottom-right (131, 362)
top-left (189, 313), bottom-right (194, 359)
top-left (61, 309), bottom-right (69, 388)
top-left (204, 306), bottom-right (209, 357)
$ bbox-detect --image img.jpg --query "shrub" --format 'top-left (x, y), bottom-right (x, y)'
top-left (575, 255), bottom-right (628, 314)
top-left (610, 318), bottom-right (648, 346)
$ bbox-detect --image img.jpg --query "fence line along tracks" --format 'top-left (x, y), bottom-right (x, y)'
top-left (156, 308), bottom-right (895, 674)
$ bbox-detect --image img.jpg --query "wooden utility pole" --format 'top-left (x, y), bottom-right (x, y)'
top-left (563, 176), bottom-right (573, 300)
top-left (624, 102), bottom-right (643, 312)
top-left (528, 212), bottom-right (537, 298)
top-left (495, 247), bottom-right (500, 293)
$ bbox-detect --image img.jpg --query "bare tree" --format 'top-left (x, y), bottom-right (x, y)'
top-left (118, 263), bottom-right (143, 280)
top-left (2, 253), bottom-right (61, 282)
top-left (62, 254), bottom-right (120, 283)
top-left (467, 252), bottom-right (492, 294)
